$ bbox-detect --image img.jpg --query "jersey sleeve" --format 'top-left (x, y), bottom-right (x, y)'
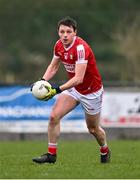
top-left (76, 44), bottom-right (89, 64)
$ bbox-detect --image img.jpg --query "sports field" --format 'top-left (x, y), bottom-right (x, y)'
top-left (0, 139), bottom-right (140, 179)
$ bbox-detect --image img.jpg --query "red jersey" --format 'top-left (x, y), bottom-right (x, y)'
top-left (54, 36), bottom-right (102, 95)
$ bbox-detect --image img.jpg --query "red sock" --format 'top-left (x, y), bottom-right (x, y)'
top-left (100, 146), bottom-right (109, 155)
top-left (48, 143), bottom-right (57, 155)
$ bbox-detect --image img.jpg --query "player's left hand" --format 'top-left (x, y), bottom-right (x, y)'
top-left (43, 85), bottom-right (62, 100)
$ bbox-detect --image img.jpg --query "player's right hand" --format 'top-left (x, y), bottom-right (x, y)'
top-left (43, 85), bottom-right (62, 101)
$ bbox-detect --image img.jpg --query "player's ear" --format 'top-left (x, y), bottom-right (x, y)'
top-left (74, 29), bottom-right (77, 35)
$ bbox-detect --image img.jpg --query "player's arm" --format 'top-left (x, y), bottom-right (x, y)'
top-left (60, 62), bottom-right (87, 91)
top-left (42, 56), bottom-right (61, 81)
top-left (43, 62), bottom-right (87, 101)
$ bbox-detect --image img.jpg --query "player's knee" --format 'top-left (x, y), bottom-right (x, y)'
top-left (49, 112), bottom-right (60, 125)
top-left (88, 126), bottom-right (98, 135)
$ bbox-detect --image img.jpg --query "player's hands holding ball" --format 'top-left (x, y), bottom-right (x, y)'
top-left (31, 79), bottom-right (61, 101)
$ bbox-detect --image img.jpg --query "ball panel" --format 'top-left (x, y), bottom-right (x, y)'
top-left (32, 80), bottom-right (51, 100)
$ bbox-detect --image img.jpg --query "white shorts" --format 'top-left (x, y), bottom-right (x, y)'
top-left (62, 87), bottom-right (104, 115)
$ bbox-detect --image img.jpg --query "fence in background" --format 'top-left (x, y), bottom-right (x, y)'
top-left (0, 85), bottom-right (140, 134)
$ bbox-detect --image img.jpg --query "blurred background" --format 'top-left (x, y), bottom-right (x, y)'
top-left (0, 0), bottom-right (140, 85)
top-left (0, 0), bottom-right (140, 140)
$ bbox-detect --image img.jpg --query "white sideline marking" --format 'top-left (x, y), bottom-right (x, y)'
top-left (0, 88), bottom-right (30, 102)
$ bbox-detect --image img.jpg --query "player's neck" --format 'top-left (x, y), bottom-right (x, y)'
top-left (63, 36), bottom-right (76, 50)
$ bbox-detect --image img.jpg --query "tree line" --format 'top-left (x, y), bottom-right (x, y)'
top-left (0, 0), bottom-right (140, 85)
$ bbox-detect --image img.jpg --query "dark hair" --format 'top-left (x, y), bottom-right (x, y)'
top-left (57, 16), bottom-right (77, 32)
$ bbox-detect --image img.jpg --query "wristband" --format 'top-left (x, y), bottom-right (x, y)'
top-left (55, 86), bottom-right (62, 93)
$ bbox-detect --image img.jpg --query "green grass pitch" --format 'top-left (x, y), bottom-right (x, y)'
top-left (0, 139), bottom-right (140, 179)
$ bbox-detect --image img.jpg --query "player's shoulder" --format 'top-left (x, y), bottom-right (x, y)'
top-left (76, 36), bottom-right (91, 51)
top-left (76, 36), bottom-right (86, 43)
top-left (54, 39), bottom-right (63, 51)
top-left (55, 39), bottom-right (62, 47)
top-left (76, 36), bottom-right (90, 47)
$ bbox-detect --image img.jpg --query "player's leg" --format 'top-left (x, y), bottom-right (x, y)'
top-left (79, 86), bottom-right (110, 163)
top-left (48, 93), bottom-right (79, 148)
top-left (32, 93), bottom-right (79, 164)
top-left (86, 113), bottom-right (106, 146)
top-left (85, 112), bottom-right (110, 163)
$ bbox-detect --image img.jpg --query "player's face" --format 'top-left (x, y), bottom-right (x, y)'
top-left (58, 25), bottom-right (76, 48)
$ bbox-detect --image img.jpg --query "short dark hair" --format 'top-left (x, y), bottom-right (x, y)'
top-left (57, 16), bottom-right (77, 32)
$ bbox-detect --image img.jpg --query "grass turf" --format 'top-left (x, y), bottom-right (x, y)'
top-left (0, 139), bottom-right (140, 179)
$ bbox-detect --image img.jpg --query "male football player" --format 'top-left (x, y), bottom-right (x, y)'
top-left (32, 16), bottom-right (111, 164)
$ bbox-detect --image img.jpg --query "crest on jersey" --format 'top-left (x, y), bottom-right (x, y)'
top-left (64, 53), bottom-right (68, 60)
top-left (70, 54), bottom-right (73, 59)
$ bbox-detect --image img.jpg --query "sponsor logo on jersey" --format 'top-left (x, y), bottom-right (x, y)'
top-left (63, 62), bottom-right (75, 73)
